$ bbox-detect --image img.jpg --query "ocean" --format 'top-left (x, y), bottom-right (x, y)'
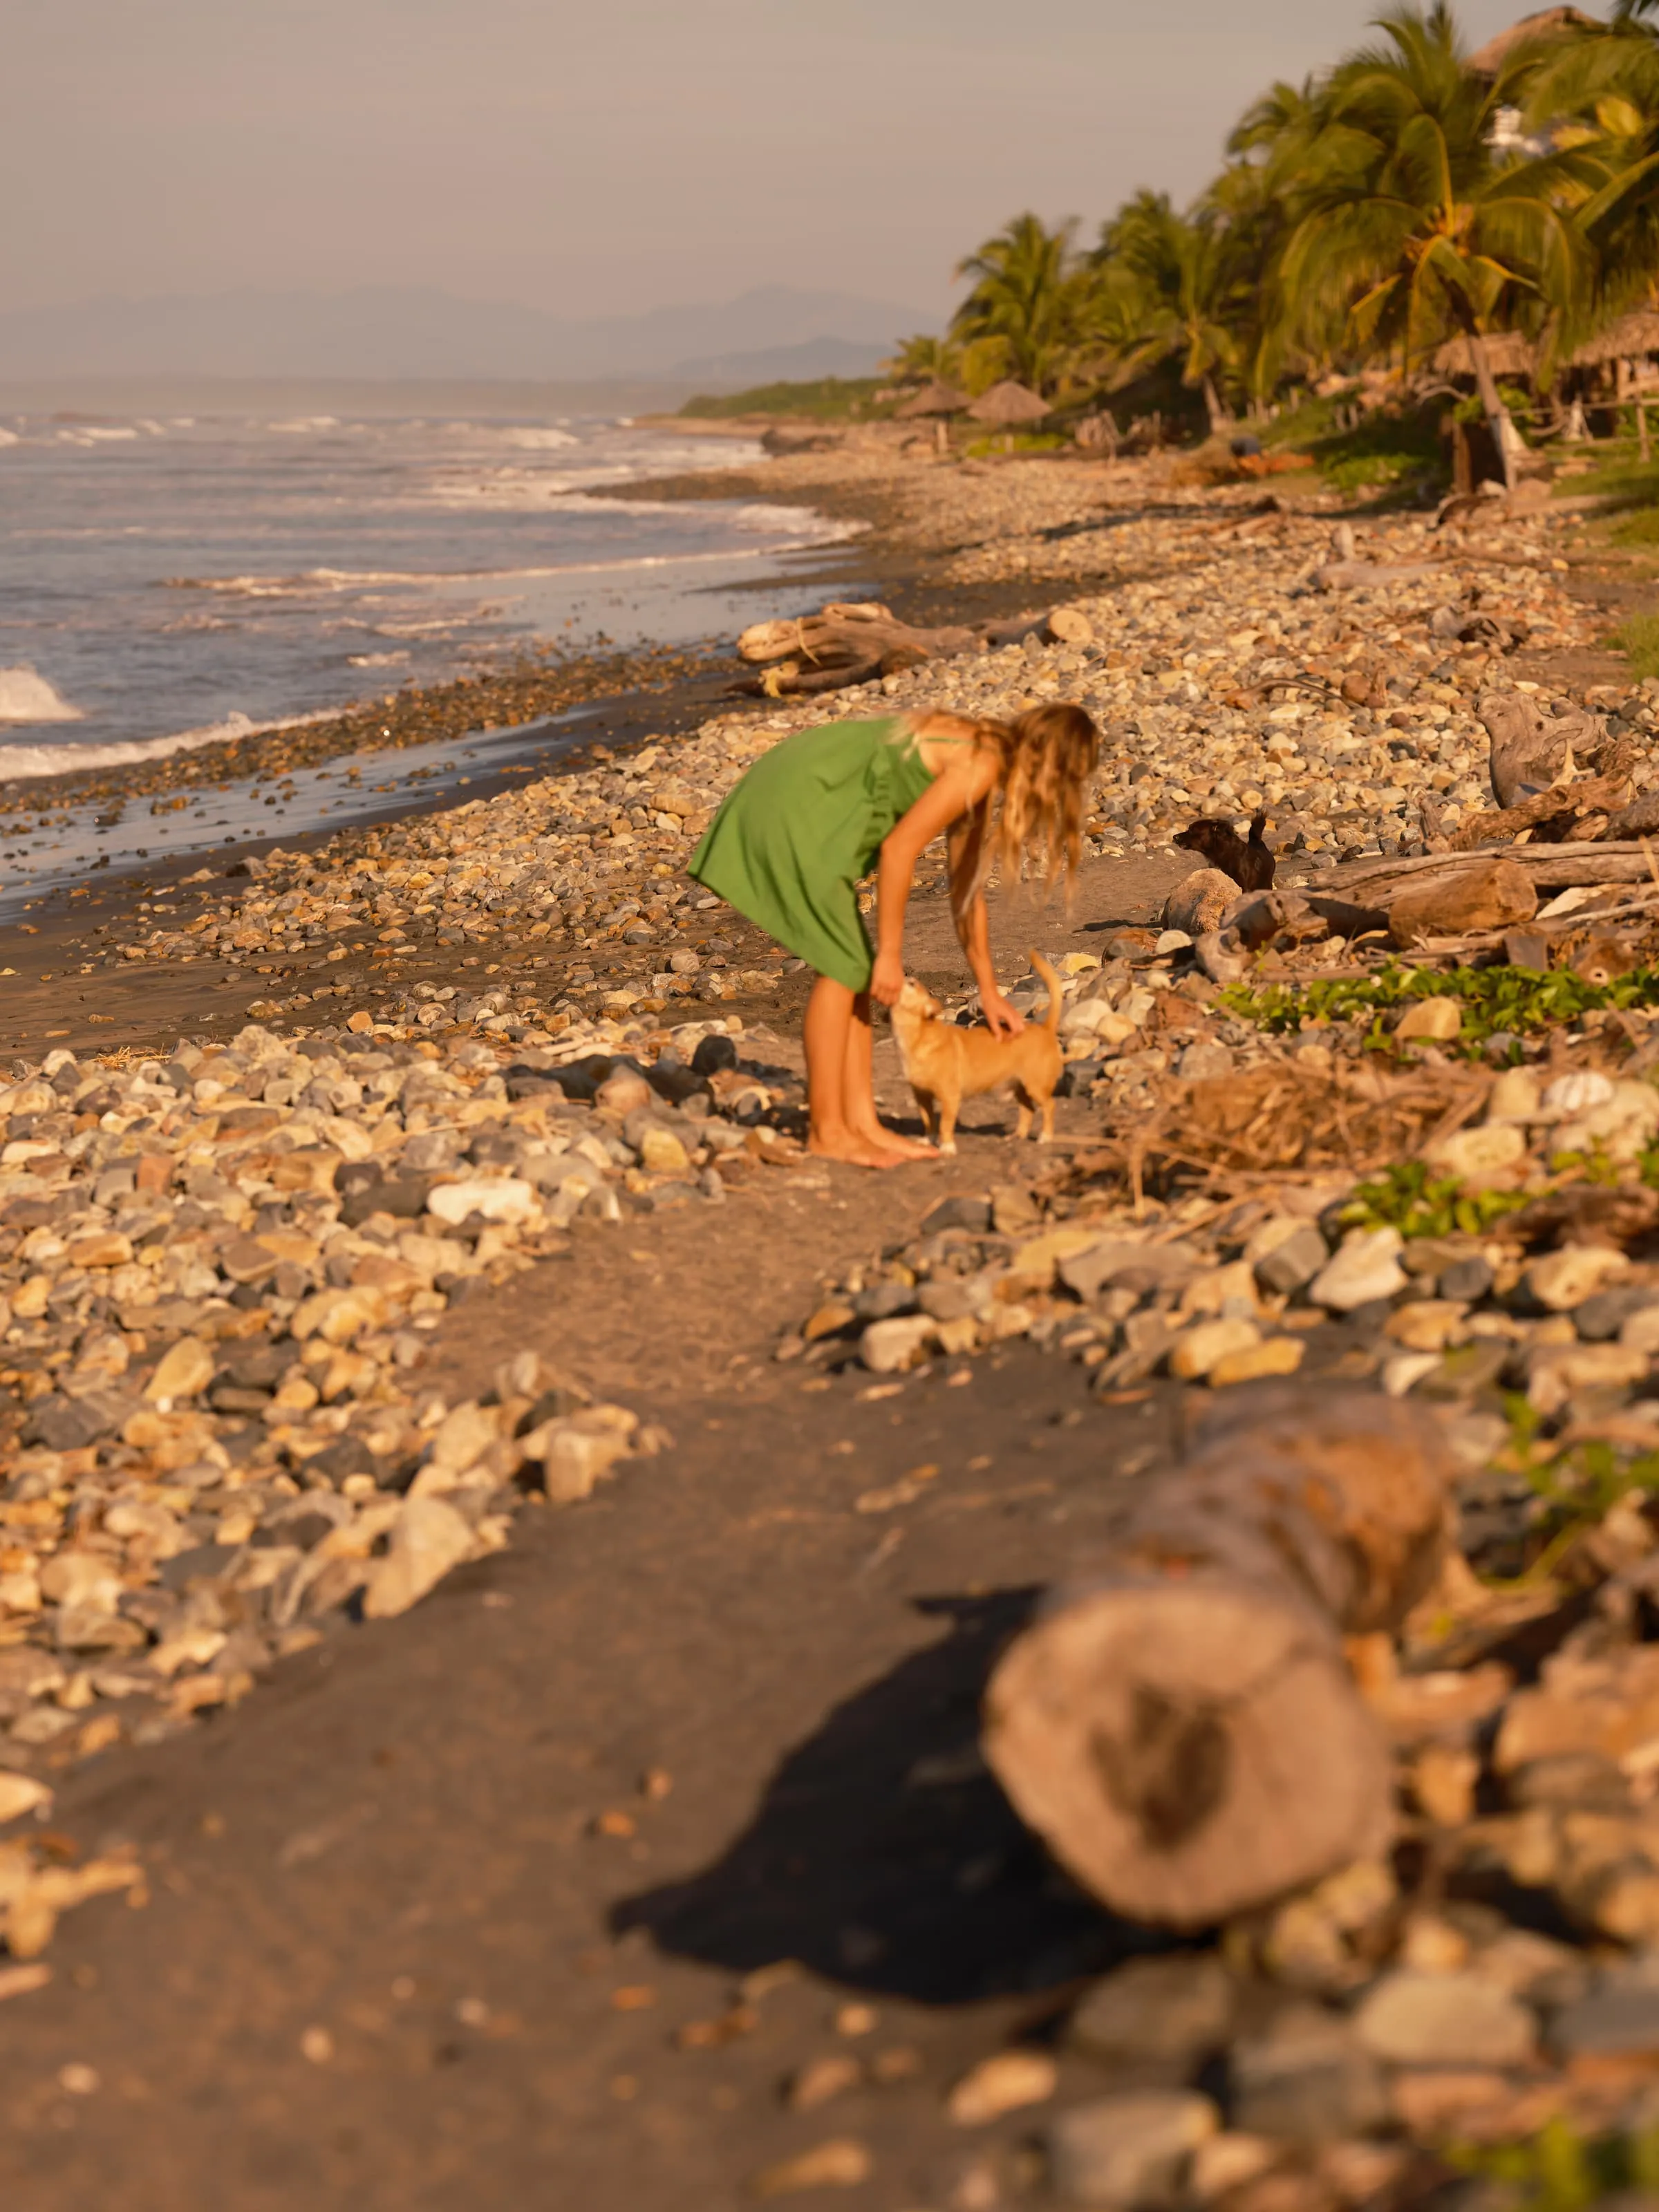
top-left (0, 408), bottom-right (856, 780)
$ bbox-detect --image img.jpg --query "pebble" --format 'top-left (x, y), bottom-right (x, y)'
top-left (1351, 1970), bottom-right (1535, 2068)
top-left (1068, 1954), bottom-right (1237, 2068)
top-left (1045, 2091), bottom-right (1217, 2208)
top-left (749, 2138), bottom-right (872, 2195)
top-left (1308, 1230), bottom-right (1407, 1313)
top-left (946, 2048), bottom-right (1058, 2126)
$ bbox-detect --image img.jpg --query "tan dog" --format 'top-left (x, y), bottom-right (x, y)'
top-left (890, 951), bottom-right (1064, 1156)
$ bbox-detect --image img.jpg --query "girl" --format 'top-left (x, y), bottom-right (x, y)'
top-left (688, 702), bottom-right (1100, 1168)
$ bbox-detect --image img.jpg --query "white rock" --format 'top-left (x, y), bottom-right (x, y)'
top-left (427, 1177), bottom-right (536, 1226)
top-left (1308, 1228), bottom-right (1407, 1313)
top-left (1541, 1070), bottom-right (1615, 1118)
top-left (861, 1314), bottom-right (938, 1373)
top-left (1047, 2092), bottom-right (1218, 2208)
top-left (362, 1498), bottom-right (474, 1619)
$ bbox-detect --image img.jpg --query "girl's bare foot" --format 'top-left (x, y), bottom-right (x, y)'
top-left (809, 1130), bottom-right (904, 1170)
top-left (851, 1121), bottom-right (937, 1163)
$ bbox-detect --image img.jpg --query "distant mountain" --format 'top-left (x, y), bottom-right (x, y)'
top-left (0, 284), bottom-right (930, 384)
top-left (670, 335), bottom-right (892, 386)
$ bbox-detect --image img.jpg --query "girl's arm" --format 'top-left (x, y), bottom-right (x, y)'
top-left (947, 806), bottom-right (1024, 1038)
top-left (869, 752), bottom-right (1024, 1031)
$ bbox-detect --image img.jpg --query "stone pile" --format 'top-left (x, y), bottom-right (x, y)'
top-left (781, 988), bottom-right (1659, 2188)
top-left (0, 1009), bottom-right (818, 1868)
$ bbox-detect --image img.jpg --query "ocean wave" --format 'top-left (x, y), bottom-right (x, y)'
top-left (0, 705), bottom-right (342, 781)
top-left (57, 426), bottom-right (139, 445)
top-left (501, 427), bottom-right (579, 449)
top-left (267, 416), bottom-right (340, 433)
top-left (0, 429), bottom-right (17, 449)
top-left (0, 667), bottom-right (83, 724)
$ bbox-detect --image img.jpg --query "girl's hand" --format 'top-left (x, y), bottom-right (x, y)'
top-left (982, 990), bottom-right (1026, 1038)
top-left (870, 949), bottom-right (906, 1007)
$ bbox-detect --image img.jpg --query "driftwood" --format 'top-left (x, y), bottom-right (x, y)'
top-left (983, 1389), bottom-right (1457, 1927)
top-left (1481, 692), bottom-right (1609, 808)
top-left (1387, 854), bottom-right (1537, 946)
top-left (1334, 841), bottom-right (1659, 905)
top-left (1448, 768), bottom-right (1633, 851)
top-left (732, 597), bottom-right (1094, 697)
top-left (1311, 559), bottom-right (1445, 591)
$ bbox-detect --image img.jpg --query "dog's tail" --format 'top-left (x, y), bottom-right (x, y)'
top-left (1248, 809), bottom-right (1268, 846)
top-left (1030, 950), bottom-right (1064, 1034)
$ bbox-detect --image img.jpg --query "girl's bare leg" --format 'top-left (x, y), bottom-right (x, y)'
top-left (804, 975), bottom-right (904, 1168)
top-left (845, 992), bottom-right (935, 1161)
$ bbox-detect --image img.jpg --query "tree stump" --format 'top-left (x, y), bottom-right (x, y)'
top-left (982, 1389), bottom-right (1457, 1927)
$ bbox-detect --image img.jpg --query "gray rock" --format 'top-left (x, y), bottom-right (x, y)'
top-left (1177, 1043), bottom-right (1233, 1082)
top-left (921, 1194), bottom-right (993, 1237)
top-left (1575, 1284), bottom-right (1659, 1342)
top-left (1069, 1953), bottom-right (1237, 2069)
top-left (1438, 1254), bottom-right (1495, 1303)
top-left (919, 1278), bottom-right (977, 1323)
top-left (1060, 1239), bottom-right (1198, 1302)
top-left (1353, 1970), bottom-right (1535, 2068)
top-left (1253, 1226), bottom-right (1327, 1297)
top-left (1228, 2005), bottom-right (1386, 2141)
top-left (854, 1282), bottom-right (919, 1322)
top-left (1046, 2091), bottom-right (1217, 2207)
top-left (1551, 1961), bottom-right (1659, 2059)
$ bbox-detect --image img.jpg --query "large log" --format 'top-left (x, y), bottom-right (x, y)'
top-left (1329, 842), bottom-right (1659, 907)
top-left (982, 1390), bottom-right (1457, 1927)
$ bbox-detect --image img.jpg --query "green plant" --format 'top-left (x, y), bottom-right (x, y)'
top-left (1220, 958), bottom-right (1659, 1051)
top-left (962, 431), bottom-right (1069, 458)
top-left (1613, 608), bottom-right (1659, 673)
top-left (677, 377), bottom-right (891, 422)
top-left (1339, 1157), bottom-right (1530, 1237)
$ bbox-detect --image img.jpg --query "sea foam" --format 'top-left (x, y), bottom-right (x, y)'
top-left (0, 667), bottom-right (83, 724)
top-left (0, 706), bottom-right (338, 782)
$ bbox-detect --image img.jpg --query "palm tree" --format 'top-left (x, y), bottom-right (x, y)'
top-left (1279, 3), bottom-right (1593, 487)
top-left (1517, 3), bottom-right (1659, 318)
top-left (881, 333), bottom-right (964, 385)
top-left (1092, 191), bottom-right (1242, 428)
top-left (948, 214), bottom-right (1092, 396)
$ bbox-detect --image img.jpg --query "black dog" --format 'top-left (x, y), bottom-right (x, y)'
top-left (1173, 810), bottom-right (1275, 892)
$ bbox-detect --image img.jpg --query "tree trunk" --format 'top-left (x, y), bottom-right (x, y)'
top-left (1201, 373), bottom-right (1230, 435)
top-left (982, 1390), bottom-right (1456, 1929)
top-left (1459, 321), bottom-right (1519, 494)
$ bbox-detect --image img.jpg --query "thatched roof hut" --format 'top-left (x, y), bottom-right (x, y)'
top-left (1571, 311), bottom-right (1659, 367)
top-left (1467, 8), bottom-right (1595, 77)
top-left (894, 381), bottom-right (968, 420)
top-left (967, 380), bottom-right (1051, 426)
top-left (1432, 330), bottom-right (1534, 378)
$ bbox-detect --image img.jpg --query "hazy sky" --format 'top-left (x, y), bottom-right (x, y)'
top-left (6, 0), bottom-right (1555, 322)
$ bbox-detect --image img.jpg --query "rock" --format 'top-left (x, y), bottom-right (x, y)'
top-left (1045, 2091), bottom-right (1217, 2208)
top-left (1308, 1229), bottom-right (1407, 1313)
top-left (1169, 1316), bottom-right (1260, 1380)
top-left (427, 1177), bottom-right (536, 1226)
top-left (1551, 1962), bottom-right (1659, 2060)
top-left (1069, 1955), bottom-right (1237, 2068)
top-left (921, 1194), bottom-right (993, 1237)
top-left (142, 1336), bottom-right (214, 1405)
top-left (1177, 1043), bottom-right (1232, 1082)
top-left (525, 1407), bottom-right (639, 1503)
top-left (1387, 860), bottom-right (1537, 948)
top-left (1210, 1337), bottom-right (1306, 1386)
top-left (1393, 997), bottom-right (1462, 1043)
top-left (749, 2138), bottom-right (872, 2195)
top-left (0, 1772), bottom-right (50, 1826)
top-left (1524, 1246), bottom-right (1629, 1312)
top-left (595, 1068), bottom-right (653, 1115)
top-left (947, 2049), bottom-right (1058, 2125)
top-left (1541, 1070), bottom-right (1614, 1118)
top-left (1060, 1239), bottom-right (1198, 1302)
top-left (639, 1127), bottom-right (691, 1176)
top-left (1163, 870), bottom-right (1238, 938)
top-left (861, 1315), bottom-right (938, 1373)
top-left (1554, 1079), bottom-right (1659, 1164)
top-left (1228, 2007), bottom-right (1386, 2141)
top-left (1496, 1645), bottom-right (1659, 1773)
top-left (1428, 1125), bottom-right (1524, 1188)
top-left (1252, 1226), bottom-right (1327, 1297)
top-left (1352, 1971), bottom-right (1535, 2068)
top-left (362, 1498), bottom-right (474, 1619)
top-left (38, 1553), bottom-right (123, 1612)
top-left (1487, 1068), bottom-right (1541, 1123)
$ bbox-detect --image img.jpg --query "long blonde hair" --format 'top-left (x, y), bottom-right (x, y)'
top-left (954, 704), bottom-right (1099, 921)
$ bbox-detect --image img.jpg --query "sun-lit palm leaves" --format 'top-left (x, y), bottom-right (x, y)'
top-left (947, 214), bottom-right (1098, 396)
top-left (1274, 5), bottom-right (1595, 478)
top-left (882, 3), bottom-right (1646, 445)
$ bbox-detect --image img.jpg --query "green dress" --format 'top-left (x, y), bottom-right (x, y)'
top-left (688, 715), bottom-right (937, 991)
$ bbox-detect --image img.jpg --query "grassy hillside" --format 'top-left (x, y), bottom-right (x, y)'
top-left (678, 377), bottom-right (894, 421)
